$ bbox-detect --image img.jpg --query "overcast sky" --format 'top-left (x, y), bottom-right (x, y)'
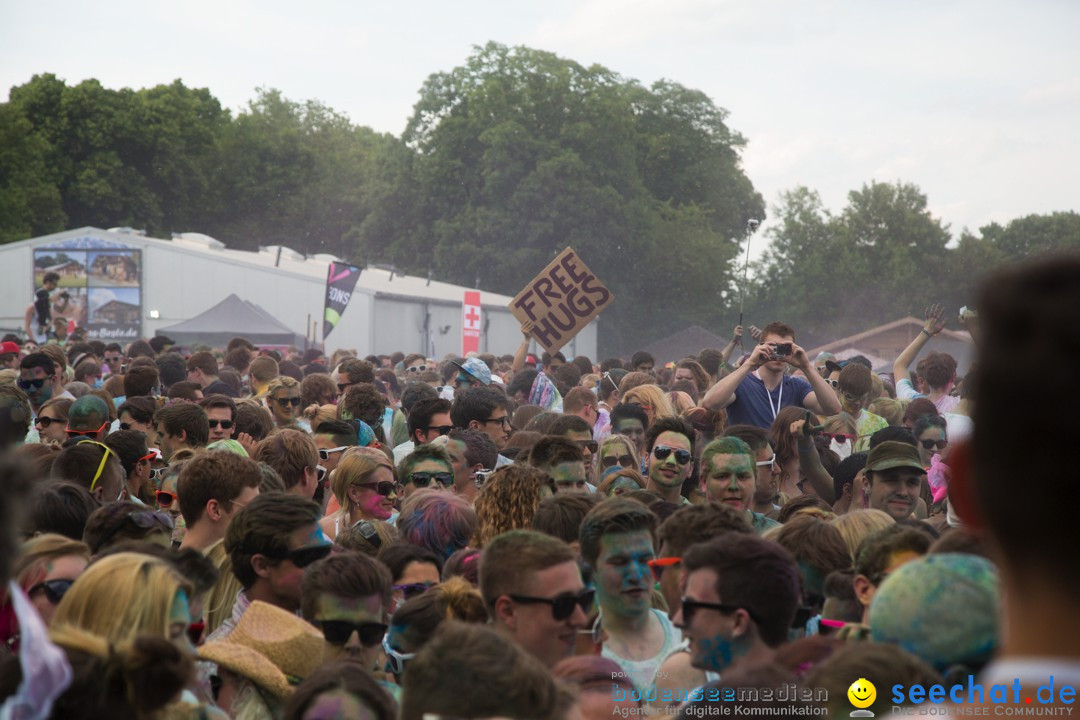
top-left (3, 0), bottom-right (1078, 245)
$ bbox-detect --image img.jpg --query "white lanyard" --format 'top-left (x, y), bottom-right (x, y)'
top-left (756, 370), bottom-right (782, 420)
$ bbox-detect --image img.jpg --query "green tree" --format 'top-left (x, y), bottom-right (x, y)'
top-left (356, 42), bottom-right (762, 352)
top-left (750, 181), bottom-right (951, 347)
top-left (0, 102), bottom-right (65, 242)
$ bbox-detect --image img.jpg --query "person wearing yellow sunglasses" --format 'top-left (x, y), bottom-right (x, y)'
top-left (52, 440), bottom-right (127, 503)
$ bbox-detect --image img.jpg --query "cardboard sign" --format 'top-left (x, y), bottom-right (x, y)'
top-left (509, 248), bottom-right (613, 355)
top-left (462, 290), bottom-right (481, 354)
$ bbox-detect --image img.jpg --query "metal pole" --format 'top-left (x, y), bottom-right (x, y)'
top-left (737, 219), bottom-right (760, 351)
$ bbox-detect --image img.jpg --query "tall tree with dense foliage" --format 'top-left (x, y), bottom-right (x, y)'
top-left (349, 42), bottom-right (764, 352)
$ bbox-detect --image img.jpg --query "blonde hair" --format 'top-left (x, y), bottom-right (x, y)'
top-left (667, 390), bottom-right (696, 415)
top-left (832, 509), bottom-right (895, 560)
top-left (621, 384), bottom-right (675, 423)
top-left (331, 450), bottom-right (396, 510)
top-left (15, 533), bottom-right (90, 590)
top-left (823, 412), bottom-right (858, 437)
top-left (598, 434), bottom-right (640, 474)
top-left (868, 398), bottom-right (903, 427)
top-left (579, 373), bottom-right (600, 390)
top-left (52, 552), bottom-right (191, 644)
top-left (303, 403), bottom-right (338, 430)
top-left (265, 375), bottom-right (299, 397)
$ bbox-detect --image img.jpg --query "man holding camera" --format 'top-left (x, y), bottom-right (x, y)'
top-left (702, 321), bottom-right (841, 430)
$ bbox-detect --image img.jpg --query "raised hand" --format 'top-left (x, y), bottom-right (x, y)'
top-left (923, 304), bottom-right (946, 336)
top-left (748, 325), bottom-right (763, 342)
top-left (732, 325), bottom-right (743, 341)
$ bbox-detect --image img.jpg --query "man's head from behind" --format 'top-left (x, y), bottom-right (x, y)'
top-left (972, 253), bottom-right (1080, 595)
top-left (677, 534), bottom-right (801, 673)
top-left (654, 502), bottom-right (753, 617)
top-left (479, 529), bottom-right (587, 668)
top-left (67, 395), bottom-right (110, 440)
top-left (252, 429), bottom-right (319, 498)
top-left (51, 440), bottom-right (125, 503)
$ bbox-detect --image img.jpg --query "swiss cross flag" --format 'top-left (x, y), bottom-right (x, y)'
top-left (463, 291), bottom-right (481, 353)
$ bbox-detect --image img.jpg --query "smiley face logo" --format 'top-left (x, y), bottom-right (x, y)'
top-left (848, 678), bottom-right (877, 715)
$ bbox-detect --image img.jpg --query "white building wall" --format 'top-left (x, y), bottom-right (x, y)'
top-left (0, 228), bottom-right (600, 360)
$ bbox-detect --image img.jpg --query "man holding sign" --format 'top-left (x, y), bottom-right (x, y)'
top-left (509, 248), bottom-right (613, 356)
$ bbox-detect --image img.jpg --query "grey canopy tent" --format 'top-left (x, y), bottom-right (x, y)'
top-left (155, 294), bottom-right (307, 348)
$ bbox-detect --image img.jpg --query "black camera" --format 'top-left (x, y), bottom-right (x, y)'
top-left (771, 342), bottom-right (792, 358)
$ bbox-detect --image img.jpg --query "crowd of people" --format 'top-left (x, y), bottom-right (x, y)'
top-left (0, 253), bottom-right (1076, 719)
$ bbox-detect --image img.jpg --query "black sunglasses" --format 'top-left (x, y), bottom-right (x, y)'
top-left (358, 480), bottom-right (396, 497)
top-left (275, 397), bottom-right (301, 408)
top-left (601, 454), bottom-right (634, 469)
top-left (262, 543), bottom-right (333, 568)
top-left (920, 438), bottom-right (948, 451)
top-left (426, 425), bottom-right (453, 436)
top-left (96, 510), bottom-right (175, 549)
top-left (208, 419), bottom-right (234, 429)
top-left (314, 619), bottom-right (388, 647)
top-left (119, 422), bottom-right (134, 431)
top-left (409, 472), bottom-right (454, 489)
top-left (507, 588), bottom-right (595, 621)
top-left (28, 578), bottom-right (76, 605)
top-left (337, 382), bottom-right (355, 393)
top-left (393, 582), bottom-right (435, 600)
top-left (17, 376), bottom-right (52, 390)
top-left (34, 416), bottom-right (61, 428)
top-left (680, 597), bottom-right (757, 626)
top-left (576, 439), bottom-right (599, 454)
top-left (653, 445), bottom-right (692, 465)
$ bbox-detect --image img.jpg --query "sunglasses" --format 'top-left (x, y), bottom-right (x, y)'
top-left (314, 619), bottom-right (388, 647)
top-left (96, 509), bottom-right (175, 549)
top-left (118, 422), bottom-right (137, 431)
top-left (408, 472), bottom-right (454, 489)
top-left (405, 365), bottom-right (429, 374)
top-left (827, 378), bottom-right (840, 389)
top-left (358, 480), bottom-right (396, 497)
top-left (27, 578), bottom-right (75, 605)
top-left (653, 445), bottom-right (692, 465)
top-left (680, 597), bottom-right (754, 626)
top-left (155, 489), bottom-right (177, 508)
top-left (275, 397), bottom-right (301, 409)
top-left (822, 433), bottom-right (858, 444)
top-left (601, 454), bottom-right (634, 469)
top-left (507, 588), bottom-right (595, 621)
top-left (647, 557), bottom-right (681, 582)
top-left (17, 376), bottom-right (52, 390)
top-left (65, 421), bottom-right (110, 437)
top-left (575, 439), bottom-right (599, 454)
top-left (383, 635), bottom-right (415, 675)
top-left (393, 581), bottom-right (435, 600)
top-left (208, 419), bottom-right (234, 430)
top-left (262, 543), bottom-right (333, 568)
top-left (319, 446), bottom-right (349, 460)
top-left (34, 416), bottom-right (61, 428)
top-left (337, 382), bottom-right (355, 393)
top-left (425, 425), bottom-right (453, 436)
top-left (920, 438), bottom-right (948, 451)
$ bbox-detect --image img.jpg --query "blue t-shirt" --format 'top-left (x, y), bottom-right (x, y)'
top-left (725, 372), bottom-right (813, 430)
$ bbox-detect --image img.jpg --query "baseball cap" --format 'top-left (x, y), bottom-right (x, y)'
top-left (0, 341), bottom-right (20, 356)
top-left (865, 441), bottom-right (926, 474)
top-left (452, 357), bottom-right (492, 386)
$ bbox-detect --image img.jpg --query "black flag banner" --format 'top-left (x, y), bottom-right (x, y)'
top-left (324, 262), bottom-right (361, 339)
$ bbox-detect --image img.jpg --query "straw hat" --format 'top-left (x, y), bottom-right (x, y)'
top-left (198, 600), bottom-right (325, 699)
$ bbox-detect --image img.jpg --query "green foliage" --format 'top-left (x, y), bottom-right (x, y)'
top-left (356, 42), bottom-right (763, 352)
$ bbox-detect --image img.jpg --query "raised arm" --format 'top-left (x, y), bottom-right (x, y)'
top-left (893, 304), bottom-right (945, 384)
top-left (789, 344), bottom-right (842, 415)
top-left (510, 321), bottom-right (535, 373)
top-left (702, 342), bottom-right (771, 411)
top-left (793, 413), bottom-right (835, 503)
top-left (719, 325), bottom-right (743, 364)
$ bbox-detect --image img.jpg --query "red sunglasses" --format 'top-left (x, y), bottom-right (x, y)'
top-left (65, 421), bottom-right (110, 437)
